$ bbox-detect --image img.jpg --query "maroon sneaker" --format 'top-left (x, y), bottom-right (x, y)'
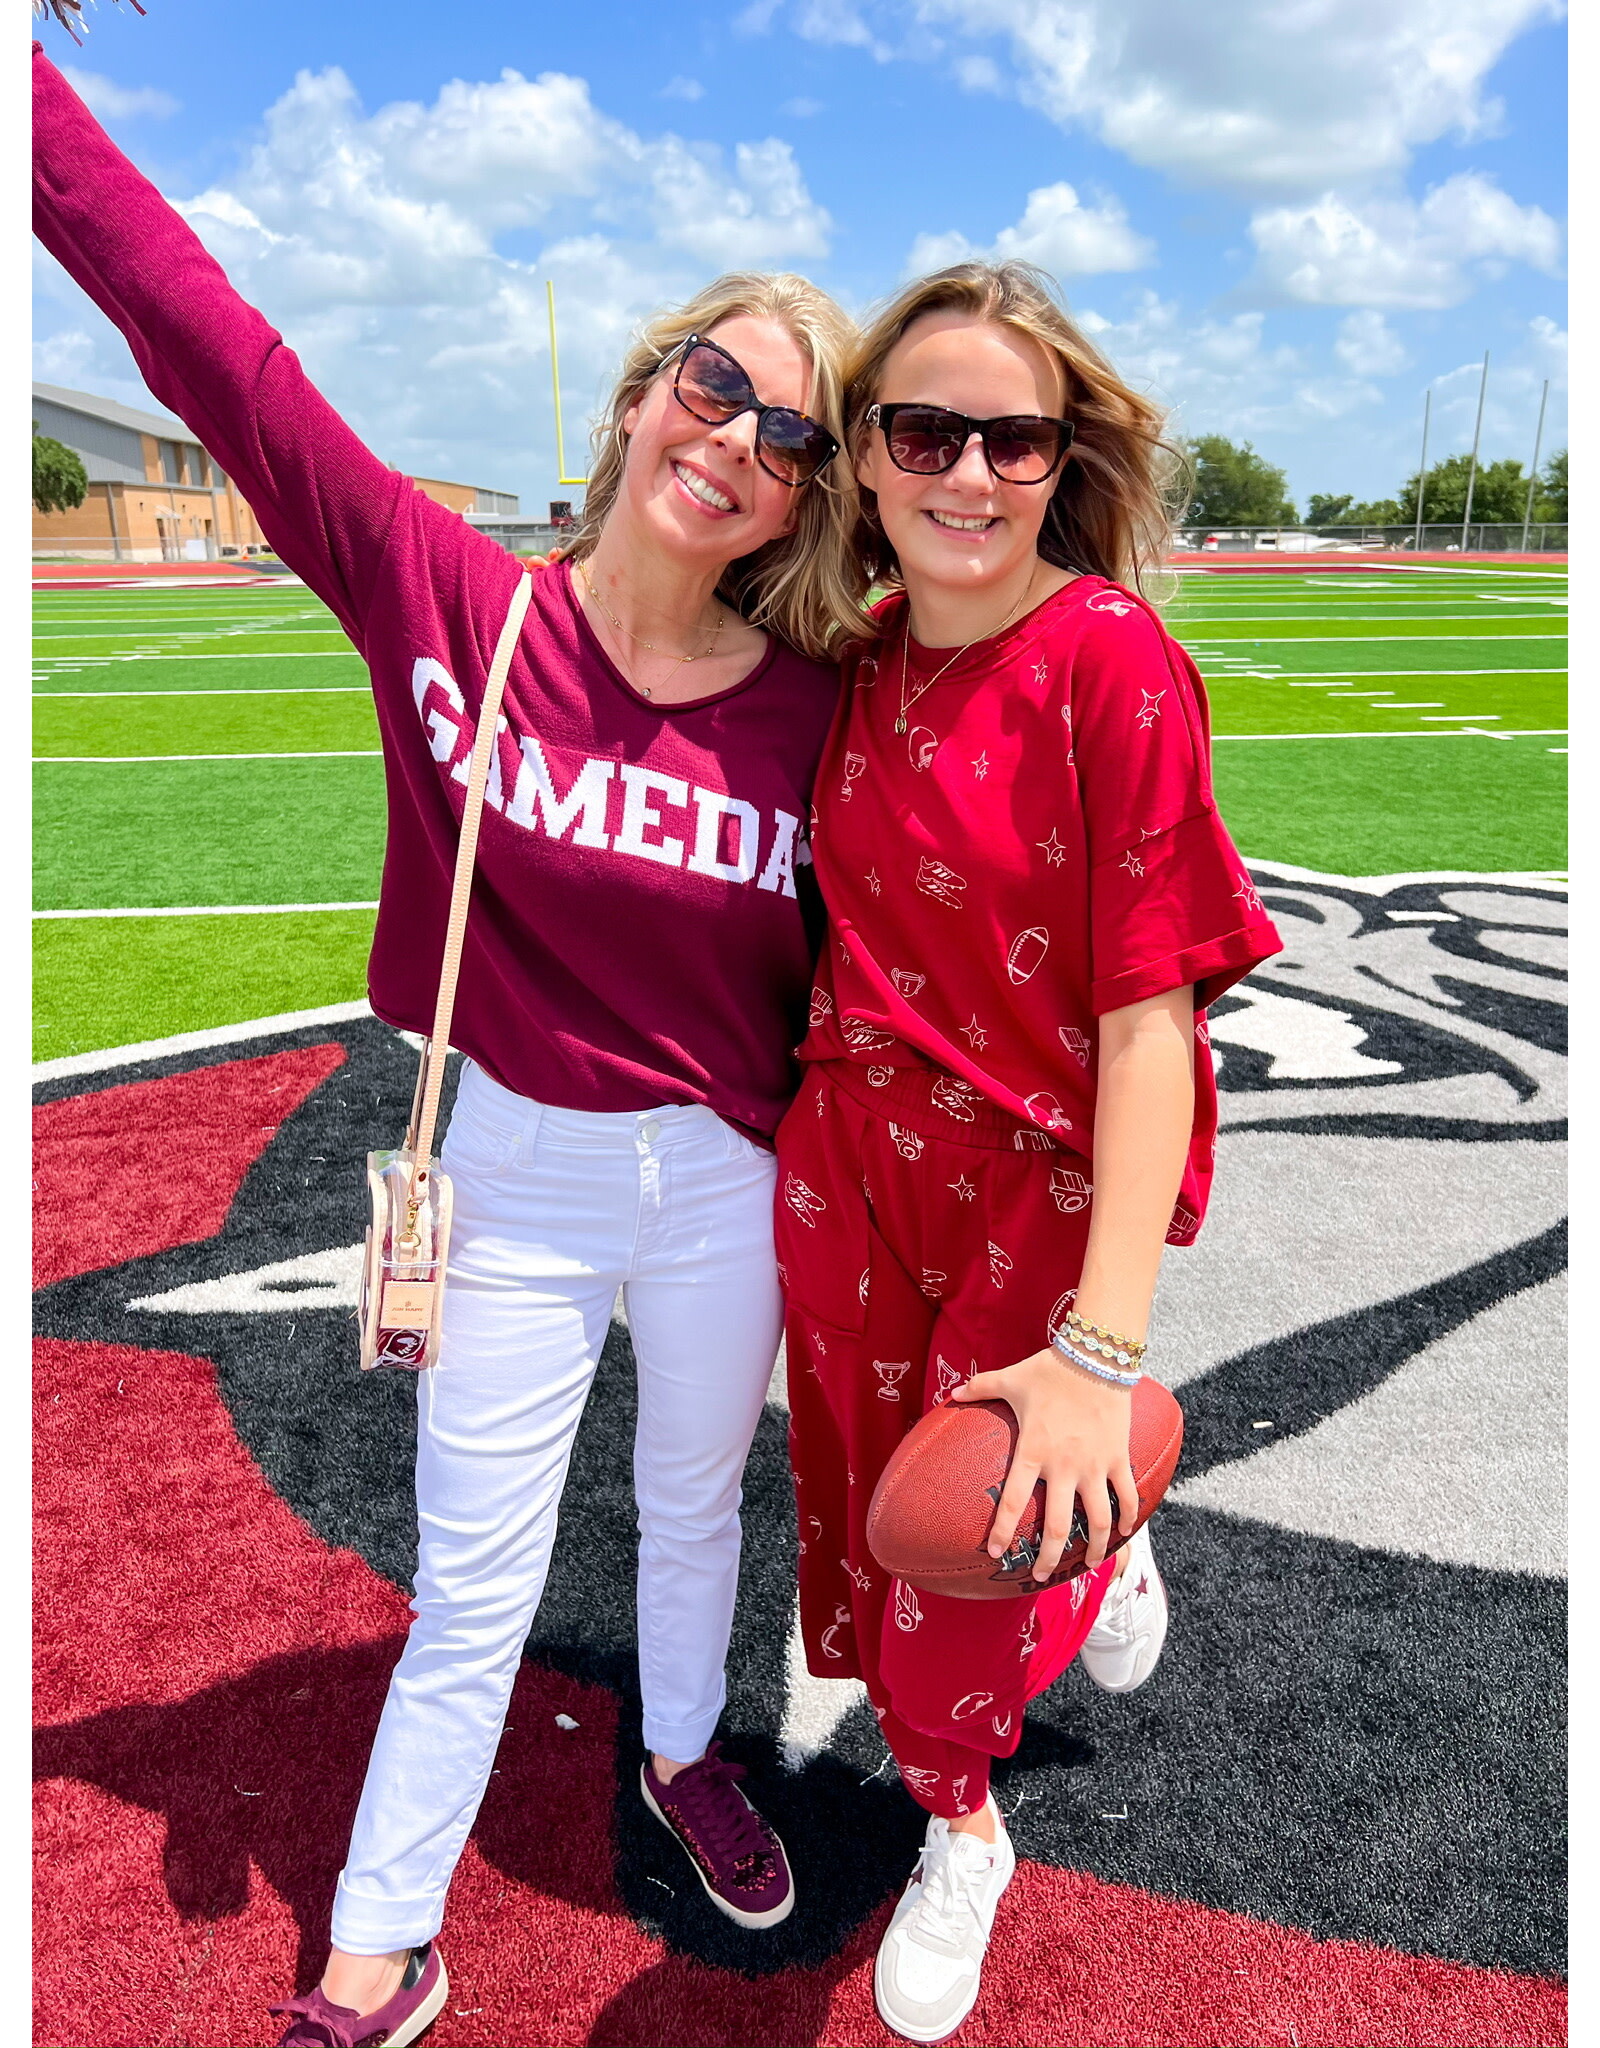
top-left (641, 1742), bottom-right (795, 1927)
top-left (270, 1944), bottom-right (448, 2047)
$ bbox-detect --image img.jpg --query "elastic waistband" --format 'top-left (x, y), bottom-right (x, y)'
top-left (816, 1057), bottom-right (1067, 1154)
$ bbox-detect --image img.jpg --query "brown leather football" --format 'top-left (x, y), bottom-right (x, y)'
top-left (865, 1377), bottom-right (1184, 1599)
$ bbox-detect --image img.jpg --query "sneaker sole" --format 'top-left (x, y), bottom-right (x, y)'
top-left (639, 1766), bottom-right (796, 1928)
top-left (872, 1950), bottom-right (979, 2046)
top-left (385, 1957), bottom-right (449, 2048)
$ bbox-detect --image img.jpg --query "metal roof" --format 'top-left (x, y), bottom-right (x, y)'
top-left (32, 380), bottom-right (193, 443)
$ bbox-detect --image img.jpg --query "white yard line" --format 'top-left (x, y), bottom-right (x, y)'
top-left (31, 651), bottom-right (362, 663)
top-left (31, 998), bottom-right (377, 1083)
top-left (1212, 728), bottom-right (1565, 742)
top-left (35, 902), bottom-right (379, 919)
top-left (34, 750), bottom-right (382, 763)
top-left (35, 687), bottom-right (371, 699)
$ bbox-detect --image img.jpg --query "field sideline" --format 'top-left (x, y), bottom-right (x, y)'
top-left (32, 560), bottom-right (1567, 1061)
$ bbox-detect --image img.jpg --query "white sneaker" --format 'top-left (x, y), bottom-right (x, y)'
top-left (1078, 1521), bottom-right (1168, 1693)
top-left (874, 1798), bottom-right (1016, 2044)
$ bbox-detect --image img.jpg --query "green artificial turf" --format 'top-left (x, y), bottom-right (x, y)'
top-left (31, 568), bottom-right (1566, 1058)
top-left (35, 691), bottom-right (381, 757)
top-left (33, 910), bottom-right (377, 1062)
top-left (1214, 731), bottom-right (1567, 874)
top-left (34, 757), bottom-right (387, 910)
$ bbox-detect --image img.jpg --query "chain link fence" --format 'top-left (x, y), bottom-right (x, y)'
top-left (1176, 524), bottom-right (1567, 555)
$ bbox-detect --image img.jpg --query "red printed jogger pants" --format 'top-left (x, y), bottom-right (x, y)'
top-left (774, 1057), bottom-right (1116, 1820)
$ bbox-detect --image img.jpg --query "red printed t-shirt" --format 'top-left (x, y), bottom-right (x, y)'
top-left (801, 577), bottom-right (1283, 1237)
top-left (33, 49), bottom-right (838, 1144)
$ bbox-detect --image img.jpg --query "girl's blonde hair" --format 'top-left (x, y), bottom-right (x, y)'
top-left (846, 260), bottom-right (1187, 599)
top-left (570, 272), bottom-right (867, 661)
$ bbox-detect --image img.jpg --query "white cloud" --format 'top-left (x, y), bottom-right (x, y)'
top-left (1335, 310), bottom-right (1409, 376)
top-left (782, 96), bottom-right (825, 116)
top-left (60, 65), bottom-right (177, 119)
top-left (757, 0), bottom-right (1561, 192)
top-left (1250, 173), bottom-right (1561, 308)
top-left (953, 54), bottom-right (1002, 91)
top-left (906, 180), bottom-right (1154, 279)
top-left (42, 64), bottom-right (834, 503)
top-left (661, 76), bottom-right (706, 101)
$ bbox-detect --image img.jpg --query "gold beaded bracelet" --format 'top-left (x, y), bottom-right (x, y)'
top-left (1058, 1307), bottom-right (1147, 1371)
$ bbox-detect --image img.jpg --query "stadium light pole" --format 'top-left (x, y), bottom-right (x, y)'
top-left (1413, 388), bottom-right (1431, 551)
top-left (1520, 378), bottom-right (1549, 553)
top-left (1460, 350), bottom-right (1488, 552)
top-left (547, 280), bottom-right (590, 490)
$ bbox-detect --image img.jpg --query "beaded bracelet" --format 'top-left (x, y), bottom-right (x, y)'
top-left (1049, 1329), bottom-right (1144, 1389)
top-left (1058, 1306), bottom-right (1146, 1370)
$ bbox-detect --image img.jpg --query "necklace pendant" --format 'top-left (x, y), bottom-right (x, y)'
top-left (894, 715), bottom-right (907, 735)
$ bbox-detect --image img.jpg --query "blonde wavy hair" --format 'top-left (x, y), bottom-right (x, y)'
top-left (569, 273), bottom-right (868, 661)
top-left (846, 260), bottom-right (1187, 601)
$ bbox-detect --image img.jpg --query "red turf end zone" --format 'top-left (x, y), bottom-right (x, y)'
top-left (32, 1049), bottom-right (1567, 2048)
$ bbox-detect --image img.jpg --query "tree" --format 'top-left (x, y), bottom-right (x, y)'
top-left (1400, 454), bottom-right (1532, 526)
top-left (1305, 493), bottom-right (1352, 525)
top-left (1539, 449), bottom-right (1566, 520)
top-left (33, 426), bottom-right (88, 515)
top-left (1304, 491), bottom-right (1402, 526)
top-left (1183, 435), bottom-right (1297, 528)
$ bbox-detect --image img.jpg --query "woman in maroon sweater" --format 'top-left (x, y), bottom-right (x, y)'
top-left (34, 47), bottom-right (863, 2048)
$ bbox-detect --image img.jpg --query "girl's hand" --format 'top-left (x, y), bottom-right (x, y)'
top-left (952, 1351), bottom-right (1137, 1579)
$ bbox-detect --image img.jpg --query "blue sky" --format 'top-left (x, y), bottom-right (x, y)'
top-left (33, 0), bottom-right (1567, 517)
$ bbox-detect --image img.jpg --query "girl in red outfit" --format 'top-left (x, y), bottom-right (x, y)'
top-left (774, 261), bottom-right (1282, 2044)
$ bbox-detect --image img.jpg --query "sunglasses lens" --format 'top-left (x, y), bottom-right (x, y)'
top-left (886, 406), bottom-right (968, 474)
top-left (678, 343), bottom-right (753, 421)
top-left (986, 418), bottom-right (1064, 481)
top-left (759, 408), bottom-right (836, 484)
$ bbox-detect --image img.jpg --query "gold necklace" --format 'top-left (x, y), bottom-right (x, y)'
top-left (895, 573), bottom-right (1036, 734)
top-left (577, 559), bottom-right (725, 698)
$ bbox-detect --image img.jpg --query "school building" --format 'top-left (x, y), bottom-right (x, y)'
top-left (32, 382), bottom-right (520, 561)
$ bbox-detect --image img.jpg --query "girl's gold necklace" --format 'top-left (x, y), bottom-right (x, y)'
top-left (895, 572), bottom-right (1037, 734)
top-left (577, 558), bottom-right (725, 697)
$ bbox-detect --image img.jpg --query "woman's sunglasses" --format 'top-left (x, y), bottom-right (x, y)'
top-left (865, 401), bottom-right (1076, 485)
top-left (662, 334), bottom-right (840, 488)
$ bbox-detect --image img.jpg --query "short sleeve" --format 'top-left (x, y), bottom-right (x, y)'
top-left (1066, 593), bottom-right (1283, 1013)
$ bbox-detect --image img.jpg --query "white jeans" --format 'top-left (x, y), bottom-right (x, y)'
top-left (331, 1061), bottom-right (783, 1954)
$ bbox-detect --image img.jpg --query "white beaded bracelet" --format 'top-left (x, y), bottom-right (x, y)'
top-left (1050, 1329), bottom-right (1143, 1389)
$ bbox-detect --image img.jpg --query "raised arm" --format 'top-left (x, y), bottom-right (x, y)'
top-left (32, 44), bottom-right (405, 641)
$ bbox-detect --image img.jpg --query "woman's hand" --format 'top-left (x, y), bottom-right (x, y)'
top-left (952, 1350), bottom-right (1137, 1578)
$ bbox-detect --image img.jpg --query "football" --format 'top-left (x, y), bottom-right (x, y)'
top-left (865, 1377), bottom-right (1184, 1599)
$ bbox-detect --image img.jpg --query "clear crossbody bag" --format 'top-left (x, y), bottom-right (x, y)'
top-left (357, 571), bottom-right (533, 1369)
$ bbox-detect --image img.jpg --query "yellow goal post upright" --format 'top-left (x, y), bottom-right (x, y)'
top-left (546, 280), bottom-right (590, 490)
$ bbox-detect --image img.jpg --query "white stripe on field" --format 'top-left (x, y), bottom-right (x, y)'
top-left (1183, 632), bottom-right (1563, 643)
top-left (31, 650), bottom-right (362, 662)
top-left (32, 998), bottom-right (377, 1082)
top-left (1211, 727), bottom-right (1566, 741)
top-left (34, 687), bottom-right (371, 698)
top-left (1262, 669), bottom-right (1566, 680)
top-left (35, 901), bottom-right (379, 919)
top-left (35, 750), bottom-right (382, 762)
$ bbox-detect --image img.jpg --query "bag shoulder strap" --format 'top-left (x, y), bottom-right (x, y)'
top-left (405, 569), bottom-right (534, 1177)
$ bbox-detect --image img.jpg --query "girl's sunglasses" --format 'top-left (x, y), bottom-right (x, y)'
top-left (662, 334), bottom-right (840, 488)
top-left (865, 401), bottom-right (1076, 485)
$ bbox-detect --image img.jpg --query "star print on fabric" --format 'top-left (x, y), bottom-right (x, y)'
top-left (959, 1015), bottom-right (990, 1050)
top-left (865, 868), bottom-right (882, 896)
top-left (971, 751), bottom-right (990, 779)
top-left (1121, 849), bottom-right (1145, 879)
top-left (1036, 829), bottom-right (1068, 867)
top-left (1233, 871), bottom-right (1265, 913)
top-left (1135, 1575), bottom-right (1150, 1597)
top-left (948, 1174), bottom-right (977, 1203)
top-left (1135, 688), bottom-right (1165, 729)
top-left (1032, 658), bottom-right (1049, 689)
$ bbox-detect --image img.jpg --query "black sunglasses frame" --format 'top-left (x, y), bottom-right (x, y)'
top-left (662, 334), bottom-right (840, 489)
top-left (865, 401), bottom-right (1077, 484)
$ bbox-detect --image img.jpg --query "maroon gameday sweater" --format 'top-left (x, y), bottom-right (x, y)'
top-left (32, 48), bottom-right (840, 1143)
